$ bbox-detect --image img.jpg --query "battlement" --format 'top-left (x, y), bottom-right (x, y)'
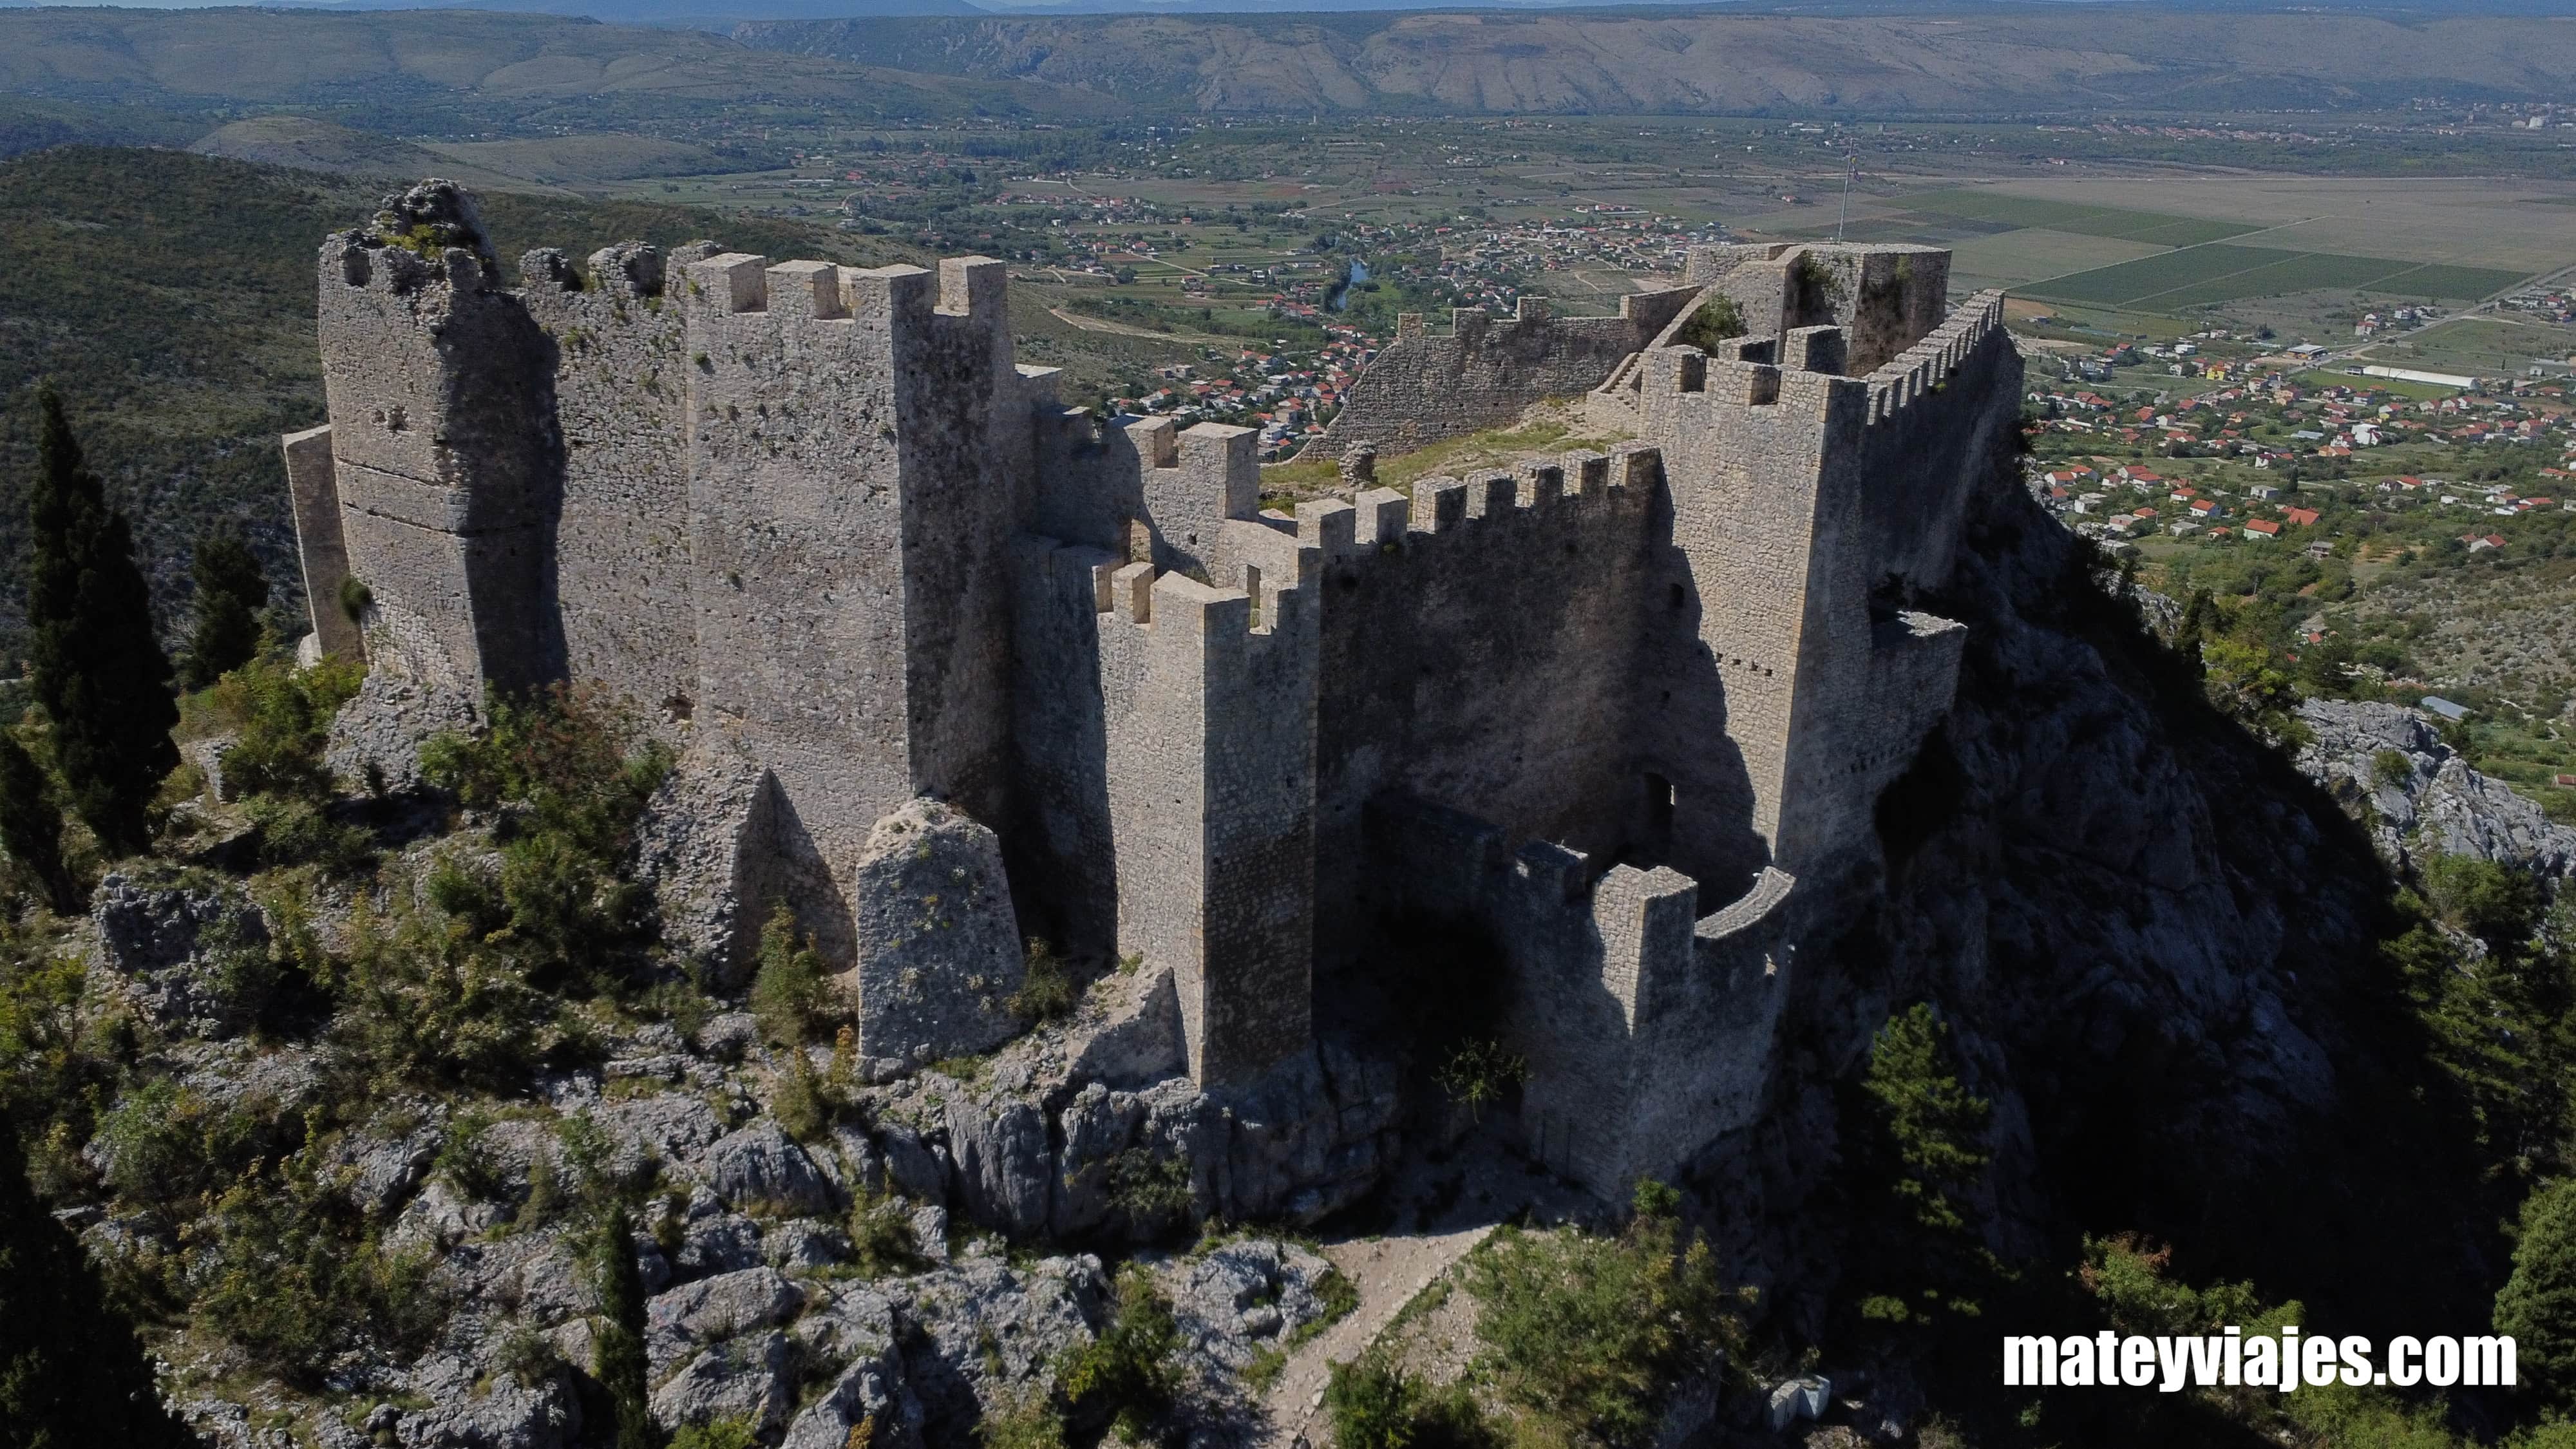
top-left (1863, 290), bottom-right (2009, 426)
top-left (683, 252), bottom-right (1009, 329)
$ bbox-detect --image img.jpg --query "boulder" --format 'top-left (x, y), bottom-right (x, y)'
top-left (650, 1331), bottom-right (798, 1435)
top-left (90, 871), bottom-right (274, 1038)
top-left (705, 1121), bottom-right (836, 1217)
top-left (849, 799), bottom-right (1025, 1064)
top-left (645, 1266), bottom-right (804, 1379)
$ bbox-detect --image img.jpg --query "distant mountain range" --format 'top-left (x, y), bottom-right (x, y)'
top-left (732, 6), bottom-right (2576, 113)
top-left (3, 2), bottom-right (2575, 124)
top-left (8, 0), bottom-right (2576, 24)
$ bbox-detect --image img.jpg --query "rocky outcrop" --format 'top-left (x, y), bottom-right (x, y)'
top-left (2295, 697), bottom-right (2576, 879)
top-left (633, 746), bottom-right (773, 989)
top-left (849, 798), bottom-right (1028, 1068)
top-left (89, 871), bottom-right (274, 1039)
top-left (325, 671), bottom-right (478, 795)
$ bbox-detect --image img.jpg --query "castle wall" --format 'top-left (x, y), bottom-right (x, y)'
top-left (279, 424), bottom-right (362, 664)
top-left (1677, 243), bottom-right (1949, 375)
top-left (1774, 299), bottom-right (2017, 869)
top-left (1363, 795), bottom-right (1797, 1197)
top-left (519, 242), bottom-right (703, 724)
top-left (315, 236), bottom-right (564, 696)
top-left (889, 257), bottom-right (1037, 830)
top-left (1097, 564), bottom-right (1318, 1086)
top-left (679, 252), bottom-right (916, 947)
top-left (1293, 449), bottom-right (1672, 957)
top-left (1298, 290), bottom-right (1693, 462)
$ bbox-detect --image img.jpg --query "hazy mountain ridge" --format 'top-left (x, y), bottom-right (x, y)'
top-left (733, 8), bottom-right (2576, 113)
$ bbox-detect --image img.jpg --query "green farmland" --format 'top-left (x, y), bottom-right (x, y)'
top-left (2022, 244), bottom-right (2528, 308)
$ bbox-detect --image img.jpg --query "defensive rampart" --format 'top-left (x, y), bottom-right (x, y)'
top-left (1296, 288), bottom-right (1696, 462)
top-left (287, 187), bottom-right (2021, 1191)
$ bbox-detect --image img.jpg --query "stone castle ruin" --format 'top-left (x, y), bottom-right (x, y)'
top-left (286, 183), bottom-right (2022, 1202)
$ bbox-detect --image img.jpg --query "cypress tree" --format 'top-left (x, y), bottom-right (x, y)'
top-left (588, 1205), bottom-right (656, 1449)
top-left (23, 386), bottom-right (178, 854)
top-left (0, 735), bottom-right (73, 913)
top-left (0, 1120), bottom-right (199, 1449)
top-left (181, 529), bottom-right (269, 690)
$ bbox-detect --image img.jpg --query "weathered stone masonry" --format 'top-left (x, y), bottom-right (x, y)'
top-left (287, 182), bottom-right (2020, 1200)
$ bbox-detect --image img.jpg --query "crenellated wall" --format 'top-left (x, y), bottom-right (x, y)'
top-left (292, 191), bottom-right (2019, 1174)
top-left (519, 242), bottom-right (705, 725)
top-left (1094, 562), bottom-right (1320, 1087)
top-left (1363, 794), bottom-right (1799, 1197)
top-left (1285, 446), bottom-right (1687, 958)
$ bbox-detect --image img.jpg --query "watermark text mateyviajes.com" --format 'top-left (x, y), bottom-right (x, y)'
top-left (2004, 1328), bottom-right (2514, 1392)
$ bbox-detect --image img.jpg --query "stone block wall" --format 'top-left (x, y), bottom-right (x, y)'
top-left (1297, 289), bottom-right (1694, 462)
top-left (520, 242), bottom-right (706, 726)
top-left (1294, 446), bottom-right (1688, 958)
top-left (677, 251), bottom-right (1033, 954)
top-left (1677, 243), bottom-right (1949, 375)
top-left (279, 424), bottom-right (361, 665)
top-left (314, 233), bottom-right (562, 696)
top-left (1362, 795), bottom-right (1799, 1197)
top-left (1096, 563), bottom-right (1320, 1088)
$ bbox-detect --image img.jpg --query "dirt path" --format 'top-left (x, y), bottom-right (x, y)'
top-left (1259, 1226), bottom-right (1493, 1449)
top-left (1042, 306), bottom-right (1228, 346)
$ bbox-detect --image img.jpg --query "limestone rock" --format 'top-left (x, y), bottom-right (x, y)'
top-left (1157, 1238), bottom-right (1341, 1376)
top-left (634, 748), bottom-right (773, 989)
top-left (645, 1266), bottom-right (804, 1379)
top-left (849, 799), bottom-right (1026, 1063)
top-left (2297, 698), bottom-right (2576, 878)
top-left (651, 1331), bottom-right (798, 1435)
top-left (395, 1353), bottom-right (576, 1449)
top-left (326, 671), bottom-right (477, 796)
top-left (705, 1120), bottom-right (836, 1217)
top-left (90, 871), bottom-right (274, 1039)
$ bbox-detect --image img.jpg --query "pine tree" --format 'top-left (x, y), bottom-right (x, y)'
top-left (23, 386), bottom-right (178, 854)
top-left (2496, 1177), bottom-right (2576, 1411)
top-left (0, 1120), bottom-right (199, 1448)
top-left (182, 529), bottom-right (269, 690)
top-left (0, 734), bottom-right (73, 913)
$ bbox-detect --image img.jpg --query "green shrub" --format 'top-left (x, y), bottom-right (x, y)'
top-left (976, 1392), bottom-right (1067, 1449)
top-left (1059, 1264), bottom-right (1183, 1442)
top-left (1010, 936), bottom-right (1078, 1023)
top-left (338, 574), bottom-right (373, 627)
top-left (1433, 1037), bottom-right (1527, 1121)
top-left (1862, 1005), bottom-right (1991, 1238)
top-left (331, 887), bottom-right (562, 1092)
top-left (181, 529), bottom-right (269, 692)
top-left (1464, 1185), bottom-right (1748, 1448)
top-left (670, 1422), bottom-right (759, 1449)
top-left (1325, 1348), bottom-right (1417, 1449)
top-left (242, 791), bottom-right (375, 875)
top-left (205, 653), bottom-right (363, 804)
top-left (848, 1189), bottom-right (929, 1278)
top-left (493, 1323), bottom-right (565, 1390)
top-left (1672, 296), bottom-right (1744, 354)
top-left (92, 1077), bottom-right (273, 1206)
top-left (588, 1205), bottom-right (656, 1449)
top-left (2496, 1177), bottom-right (2576, 1413)
top-left (1104, 1148), bottom-right (1195, 1226)
top-left (192, 1147), bottom-right (448, 1386)
top-left (750, 901), bottom-right (831, 1048)
top-left (418, 683), bottom-right (671, 994)
top-left (2373, 748), bottom-right (2416, 788)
